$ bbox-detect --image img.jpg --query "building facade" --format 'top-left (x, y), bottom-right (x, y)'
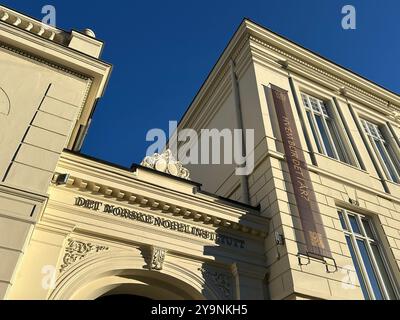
top-left (1, 5), bottom-right (400, 300)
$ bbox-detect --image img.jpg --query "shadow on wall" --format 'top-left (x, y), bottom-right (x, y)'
top-left (201, 198), bottom-right (270, 300)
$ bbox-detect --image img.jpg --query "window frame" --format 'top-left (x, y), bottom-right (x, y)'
top-left (301, 93), bottom-right (353, 165)
top-left (338, 208), bottom-right (399, 300)
top-left (360, 119), bottom-right (400, 183)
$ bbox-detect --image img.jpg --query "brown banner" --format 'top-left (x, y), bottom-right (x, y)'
top-left (271, 84), bottom-right (332, 259)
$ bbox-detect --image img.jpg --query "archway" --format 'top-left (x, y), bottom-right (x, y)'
top-left (49, 250), bottom-right (218, 300)
top-left (96, 293), bottom-right (152, 302)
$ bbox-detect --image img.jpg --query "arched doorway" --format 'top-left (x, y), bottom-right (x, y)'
top-left (49, 250), bottom-right (217, 300)
top-left (96, 293), bottom-right (152, 302)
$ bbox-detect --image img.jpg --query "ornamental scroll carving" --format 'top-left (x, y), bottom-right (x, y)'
top-left (390, 110), bottom-right (400, 124)
top-left (199, 267), bottom-right (231, 299)
top-left (150, 246), bottom-right (167, 271)
top-left (141, 149), bottom-right (190, 180)
top-left (59, 239), bottom-right (109, 273)
top-left (0, 87), bottom-right (10, 115)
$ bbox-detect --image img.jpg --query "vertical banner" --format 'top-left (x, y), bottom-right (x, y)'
top-left (271, 84), bottom-right (332, 259)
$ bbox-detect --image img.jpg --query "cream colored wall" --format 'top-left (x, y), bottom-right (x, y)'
top-left (7, 152), bottom-right (269, 300)
top-left (0, 7), bottom-right (110, 299)
top-left (181, 59), bottom-right (268, 205)
top-left (0, 47), bottom-right (91, 193)
top-left (251, 44), bottom-right (400, 299)
top-left (176, 23), bottom-right (400, 300)
top-left (185, 90), bottom-right (239, 194)
top-left (0, 47), bottom-right (92, 299)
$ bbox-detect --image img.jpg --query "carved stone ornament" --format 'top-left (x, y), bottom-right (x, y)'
top-left (150, 246), bottom-right (167, 271)
top-left (141, 149), bottom-right (190, 180)
top-left (59, 239), bottom-right (109, 273)
top-left (0, 87), bottom-right (10, 115)
top-left (199, 267), bottom-right (231, 298)
top-left (390, 110), bottom-right (400, 124)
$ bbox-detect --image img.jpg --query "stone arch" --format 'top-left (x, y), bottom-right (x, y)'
top-left (49, 250), bottom-right (219, 300)
top-left (0, 87), bottom-right (10, 115)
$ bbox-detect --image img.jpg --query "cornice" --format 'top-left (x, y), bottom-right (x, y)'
top-left (50, 174), bottom-right (268, 238)
top-left (179, 19), bottom-right (400, 131)
top-left (176, 34), bottom-right (253, 138)
top-left (0, 42), bottom-right (94, 128)
top-left (244, 20), bottom-right (400, 113)
top-left (177, 25), bottom-right (251, 130)
top-left (0, 42), bottom-right (89, 80)
top-left (249, 35), bottom-right (397, 112)
top-left (60, 152), bottom-right (256, 214)
top-left (0, 22), bottom-right (111, 75)
top-left (0, 5), bottom-right (69, 46)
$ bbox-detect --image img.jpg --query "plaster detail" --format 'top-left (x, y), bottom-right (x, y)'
top-left (141, 149), bottom-right (190, 180)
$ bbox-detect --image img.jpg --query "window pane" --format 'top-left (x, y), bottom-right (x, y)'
top-left (371, 244), bottom-right (397, 300)
top-left (319, 101), bottom-right (328, 116)
top-left (375, 141), bottom-right (399, 183)
top-left (306, 111), bottom-right (323, 153)
top-left (338, 211), bottom-right (348, 230)
top-left (368, 122), bottom-right (379, 139)
top-left (315, 115), bottom-right (335, 158)
top-left (362, 219), bottom-right (374, 239)
top-left (361, 120), bottom-right (369, 134)
top-left (349, 215), bottom-right (361, 234)
top-left (356, 239), bottom-right (384, 300)
top-left (346, 236), bottom-right (370, 300)
top-left (309, 97), bottom-right (320, 113)
top-left (386, 144), bottom-right (400, 177)
top-left (376, 126), bottom-right (385, 140)
top-left (327, 119), bottom-right (348, 163)
top-left (301, 94), bottom-right (310, 109)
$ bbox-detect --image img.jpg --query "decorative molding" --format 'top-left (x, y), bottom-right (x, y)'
top-left (0, 43), bottom-right (89, 81)
top-left (199, 267), bottom-right (231, 299)
top-left (388, 108), bottom-right (400, 124)
top-left (141, 149), bottom-right (190, 180)
top-left (52, 171), bottom-right (268, 238)
top-left (0, 43), bottom-right (92, 120)
top-left (349, 198), bottom-right (360, 207)
top-left (75, 78), bottom-right (93, 120)
top-left (0, 87), bottom-right (10, 115)
top-left (248, 35), bottom-right (400, 113)
top-left (0, 5), bottom-right (68, 45)
top-left (59, 239), bottom-right (109, 273)
top-left (150, 246), bottom-right (167, 271)
top-left (178, 34), bottom-right (250, 131)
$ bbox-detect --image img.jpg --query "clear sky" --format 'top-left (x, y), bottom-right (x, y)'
top-left (3, 0), bottom-right (399, 167)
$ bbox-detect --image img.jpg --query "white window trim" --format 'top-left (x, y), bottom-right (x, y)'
top-left (301, 93), bottom-right (352, 164)
top-left (361, 119), bottom-right (400, 183)
top-left (339, 209), bottom-right (399, 300)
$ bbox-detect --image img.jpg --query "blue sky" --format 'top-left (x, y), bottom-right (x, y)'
top-left (3, 0), bottom-right (399, 167)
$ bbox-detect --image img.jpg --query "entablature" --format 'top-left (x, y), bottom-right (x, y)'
top-left (52, 151), bottom-right (268, 238)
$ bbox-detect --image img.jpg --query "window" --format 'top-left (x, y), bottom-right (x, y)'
top-left (301, 93), bottom-right (351, 164)
top-left (361, 119), bottom-right (400, 183)
top-left (338, 209), bottom-right (398, 300)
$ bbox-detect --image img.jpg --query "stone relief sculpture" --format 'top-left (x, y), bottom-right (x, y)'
top-left (0, 87), bottom-right (10, 115)
top-left (199, 267), bottom-right (232, 299)
top-left (150, 246), bottom-right (167, 271)
top-left (390, 110), bottom-right (400, 124)
top-left (59, 239), bottom-right (109, 273)
top-left (141, 149), bottom-right (190, 180)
